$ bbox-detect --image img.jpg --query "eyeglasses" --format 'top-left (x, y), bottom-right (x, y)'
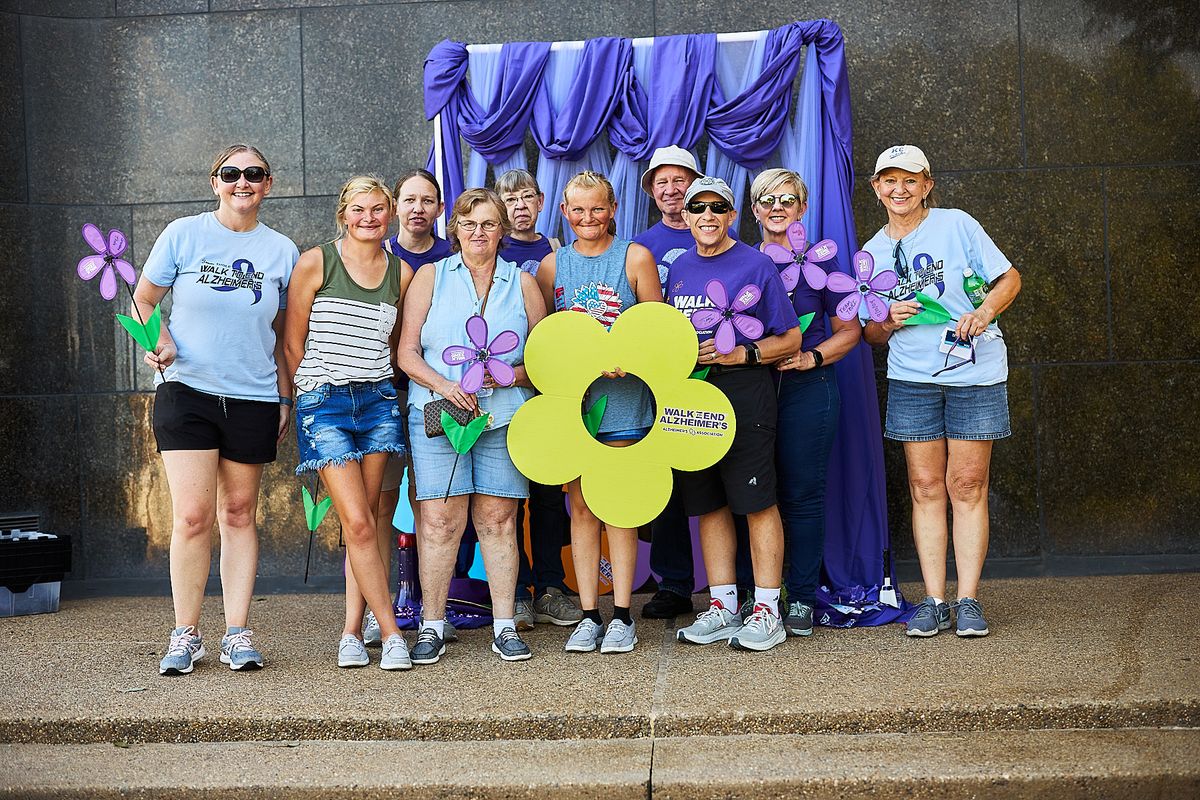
top-left (685, 199), bottom-right (733, 215)
top-left (501, 191), bottom-right (539, 206)
top-left (214, 166), bottom-right (270, 184)
top-left (892, 238), bottom-right (910, 282)
top-left (931, 335), bottom-right (977, 378)
top-left (457, 220), bottom-right (500, 233)
top-left (756, 193), bottom-right (800, 208)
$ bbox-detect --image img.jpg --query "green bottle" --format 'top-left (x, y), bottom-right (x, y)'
top-left (962, 268), bottom-right (989, 308)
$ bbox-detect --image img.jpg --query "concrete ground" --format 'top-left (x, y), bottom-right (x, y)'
top-left (1, 574), bottom-right (1197, 798)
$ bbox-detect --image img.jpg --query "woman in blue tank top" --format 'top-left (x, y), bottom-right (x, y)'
top-left (534, 171), bottom-right (662, 655)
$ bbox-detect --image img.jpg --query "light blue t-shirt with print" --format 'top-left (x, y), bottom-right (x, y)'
top-left (142, 211), bottom-right (299, 401)
top-left (861, 208), bottom-right (1012, 387)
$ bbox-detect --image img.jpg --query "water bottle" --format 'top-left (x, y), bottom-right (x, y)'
top-left (962, 268), bottom-right (990, 308)
top-left (393, 532), bottom-right (422, 628)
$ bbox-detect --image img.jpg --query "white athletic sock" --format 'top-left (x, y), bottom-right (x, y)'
top-left (421, 619), bottom-right (445, 638)
top-left (493, 618), bottom-right (515, 637)
top-left (930, 597), bottom-right (945, 606)
top-left (710, 584), bottom-right (737, 613)
top-left (754, 587), bottom-right (781, 618)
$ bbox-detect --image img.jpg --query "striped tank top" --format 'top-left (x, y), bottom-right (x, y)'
top-left (293, 242), bottom-right (402, 392)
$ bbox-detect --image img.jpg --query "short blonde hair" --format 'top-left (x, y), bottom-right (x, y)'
top-left (335, 175), bottom-right (394, 236)
top-left (749, 168), bottom-right (808, 207)
top-left (446, 188), bottom-right (511, 252)
top-left (562, 170), bottom-right (617, 236)
top-left (209, 143), bottom-right (271, 178)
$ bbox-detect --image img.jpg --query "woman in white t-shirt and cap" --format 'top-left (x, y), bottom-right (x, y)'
top-left (861, 145), bottom-right (1022, 639)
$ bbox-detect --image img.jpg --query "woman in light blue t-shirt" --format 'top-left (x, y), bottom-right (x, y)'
top-left (133, 144), bottom-right (299, 676)
top-left (862, 145), bottom-right (1022, 640)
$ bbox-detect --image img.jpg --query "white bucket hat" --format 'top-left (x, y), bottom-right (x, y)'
top-left (639, 146), bottom-right (701, 195)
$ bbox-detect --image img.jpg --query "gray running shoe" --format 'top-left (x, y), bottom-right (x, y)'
top-left (159, 625), bottom-right (205, 675)
top-left (410, 628), bottom-right (446, 665)
top-left (491, 627), bottom-right (532, 661)
top-left (906, 596), bottom-right (951, 637)
top-left (363, 611), bottom-right (382, 646)
top-left (677, 600), bottom-right (741, 645)
top-left (220, 627), bottom-right (263, 671)
top-left (784, 601), bottom-right (814, 637)
top-left (564, 618), bottom-right (603, 652)
top-left (337, 634), bottom-right (369, 668)
top-left (380, 633), bottom-right (413, 670)
top-left (514, 599), bottom-right (536, 632)
top-left (444, 621), bottom-right (459, 643)
top-left (729, 604), bottom-right (786, 652)
top-left (953, 597), bottom-right (990, 637)
top-left (600, 619), bottom-right (637, 654)
top-left (534, 587), bottom-right (583, 626)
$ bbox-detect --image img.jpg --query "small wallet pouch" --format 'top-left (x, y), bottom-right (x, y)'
top-left (423, 398), bottom-right (478, 438)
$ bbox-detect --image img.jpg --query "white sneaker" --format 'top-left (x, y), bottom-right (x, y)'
top-left (677, 600), bottom-right (741, 645)
top-left (337, 634), bottom-right (369, 668)
top-left (363, 611), bottom-right (382, 647)
top-left (729, 604), bottom-right (786, 652)
top-left (380, 633), bottom-right (413, 671)
top-left (600, 619), bottom-right (637, 654)
top-left (564, 618), bottom-right (603, 652)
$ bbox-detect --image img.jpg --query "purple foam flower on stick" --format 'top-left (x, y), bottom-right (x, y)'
top-left (826, 251), bottom-right (899, 322)
top-left (689, 279), bottom-right (764, 355)
top-left (442, 315), bottom-right (520, 394)
top-left (77, 223), bottom-right (135, 301)
top-left (762, 221), bottom-right (838, 292)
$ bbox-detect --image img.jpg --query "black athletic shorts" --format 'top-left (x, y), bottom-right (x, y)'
top-left (152, 382), bottom-right (279, 464)
top-left (675, 365), bottom-right (778, 516)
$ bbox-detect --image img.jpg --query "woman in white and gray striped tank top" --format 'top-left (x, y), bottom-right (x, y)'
top-left (284, 176), bottom-right (416, 671)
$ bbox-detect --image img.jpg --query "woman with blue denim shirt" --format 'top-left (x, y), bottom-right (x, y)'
top-left (285, 176), bottom-right (413, 671)
top-left (861, 146), bottom-right (1022, 638)
top-left (750, 168), bottom-right (862, 639)
top-left (397, 188), bottom-right (547, 665)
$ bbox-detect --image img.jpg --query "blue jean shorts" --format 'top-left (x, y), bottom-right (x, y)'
top-left (885, 379), bottom-right (1011, 442)
top-left (295, 380), bottom-right (406, 474)
top-left (407, 406), bottom-right (528, 501)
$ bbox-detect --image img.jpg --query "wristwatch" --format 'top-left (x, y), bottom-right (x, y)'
top-left (808, 349), bottom-right (824, 368)
top-left (744, 342), bottom-right (762, 365)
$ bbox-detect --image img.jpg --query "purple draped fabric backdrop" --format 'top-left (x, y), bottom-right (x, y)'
top-left (423, 20), bottom-right (908, 626)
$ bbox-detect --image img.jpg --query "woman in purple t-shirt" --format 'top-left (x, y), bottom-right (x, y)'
top-left (665, 176), bottom-right (800, 654)
top-left (750, 168), bottom-right (862, 639)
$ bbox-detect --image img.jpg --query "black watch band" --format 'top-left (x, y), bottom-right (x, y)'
top-left (745, 342), bottom-right (761, 365)
top-left (809, 349), bottom-right (824, 368)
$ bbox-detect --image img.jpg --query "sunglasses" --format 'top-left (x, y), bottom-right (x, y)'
top-left (931, 335), bottom-right (977, 378)
top-left (215, 166), bottom-right (270, 184)
top-left (892, 238), bottom-right (910, 282)
top-left (685, 199), bottom-right (733, 215)
top-left (756, 193), bottom-right (800, 209)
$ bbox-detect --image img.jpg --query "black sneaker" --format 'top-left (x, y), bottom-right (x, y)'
top-left (641, 589), bottom-right (693, 619)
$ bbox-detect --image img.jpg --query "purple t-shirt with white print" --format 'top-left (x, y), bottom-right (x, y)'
top-left (666, 240), bottom-right (798, 349)
top-left (499, 235), bottom-right (553, 276)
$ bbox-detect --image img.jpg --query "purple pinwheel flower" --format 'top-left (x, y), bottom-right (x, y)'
top-left (77, 223), bottom-right (135, 301)
top-left (442, 315), bottom-right (520, 394)
top-left (826, 251), bottom-right (899, 323)
top-left (689, 279), bottom-right (764, 355)
top-left (762, 221), bottom-right (838, 292)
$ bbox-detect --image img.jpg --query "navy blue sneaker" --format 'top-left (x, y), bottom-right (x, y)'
top-left (410, 628), bottom-right (446, 665)
top-left (953, 597), bottom-right (990, 637)
top-left (906, 597), bottom-right (951, 637)
top-left (491, 627), bottom-right (532, 661)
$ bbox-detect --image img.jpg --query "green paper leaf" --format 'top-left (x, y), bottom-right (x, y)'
top-left (688, 366), bottom-right (710, 381)
top-left (115, 304), bottom-right (163, 353)
top-left (583, 395), bottom-right (608, 439)
top-left (441, 410), bottom-right (489, 454)
top-left (797, 312), bottom-right (816, 334)
top-left (145, 304), bottom-right (162, 349)
top-left (903, 291), bottom-right (953, 326)
top-left (302, 486), bottom-right (333, 531)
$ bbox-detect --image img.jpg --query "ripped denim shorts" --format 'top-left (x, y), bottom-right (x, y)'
top-left (295, 380), bottom-right (406, 474)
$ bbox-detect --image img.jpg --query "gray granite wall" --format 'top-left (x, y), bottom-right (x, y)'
top-left (1, 0), bottom-right (1196, 590)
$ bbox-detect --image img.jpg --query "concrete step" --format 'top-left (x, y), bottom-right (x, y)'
top-left (2, 729), bottom-right (1197, 799)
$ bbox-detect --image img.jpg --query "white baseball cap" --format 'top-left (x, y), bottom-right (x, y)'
top-left (639, 146), bottom-right (701, 195)
top-left (683, 175), bottom-right (736, 207)
top-left (873, 145), bottom-right (932, 177)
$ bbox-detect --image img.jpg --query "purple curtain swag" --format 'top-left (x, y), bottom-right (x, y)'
top-left (423, 20), bottom-right (909, 627)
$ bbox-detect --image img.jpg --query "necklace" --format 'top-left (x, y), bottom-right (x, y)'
top-left (887, 208), bottom-right (929, 242)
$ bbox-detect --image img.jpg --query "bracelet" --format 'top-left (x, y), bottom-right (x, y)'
top-left (278, 396), bottom-right (294, 407)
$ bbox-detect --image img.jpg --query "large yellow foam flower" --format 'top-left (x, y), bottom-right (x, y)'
top-left (507, 302), bottom-right (736, 528)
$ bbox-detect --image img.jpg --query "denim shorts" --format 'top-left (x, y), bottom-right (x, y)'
top-left (885, 379), bottom-right (1011, 442)
top-left (295, 380), bottom-right (406, 474)
top-left (407, 406), bottom-right (528, 501)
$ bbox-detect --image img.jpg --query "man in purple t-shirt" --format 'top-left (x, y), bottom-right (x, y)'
top-left (631, 146), bottom-right (703, 620)
top-left (666, 176), bottom-right (800, 654)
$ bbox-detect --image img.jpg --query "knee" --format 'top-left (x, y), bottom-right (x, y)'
top-left (217, 497), bottom-right (257, 530)
top-left (947, 471), bottom-right (988, 504)
top-left (475, 511), bottom-right (516, 541)
top-left (908, 474), bottom-right (947, 504)
top-left (174, 508), bottom-right (215, 539)
top-left (568, 495), bottom-right (598, 527)
top-left (341, 513), bottom-right (377, 546)
top-left (420, 514), bottom-right (462, 549)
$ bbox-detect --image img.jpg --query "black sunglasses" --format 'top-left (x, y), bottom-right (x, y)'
top-left (686, 199), bottom-right (733, 215)
top-left (931, 336), bottom-right (977, 378)
top-left (215, 165), bottom-right (270, 184)
top-left (892, 238), bottom-right (910, 281)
